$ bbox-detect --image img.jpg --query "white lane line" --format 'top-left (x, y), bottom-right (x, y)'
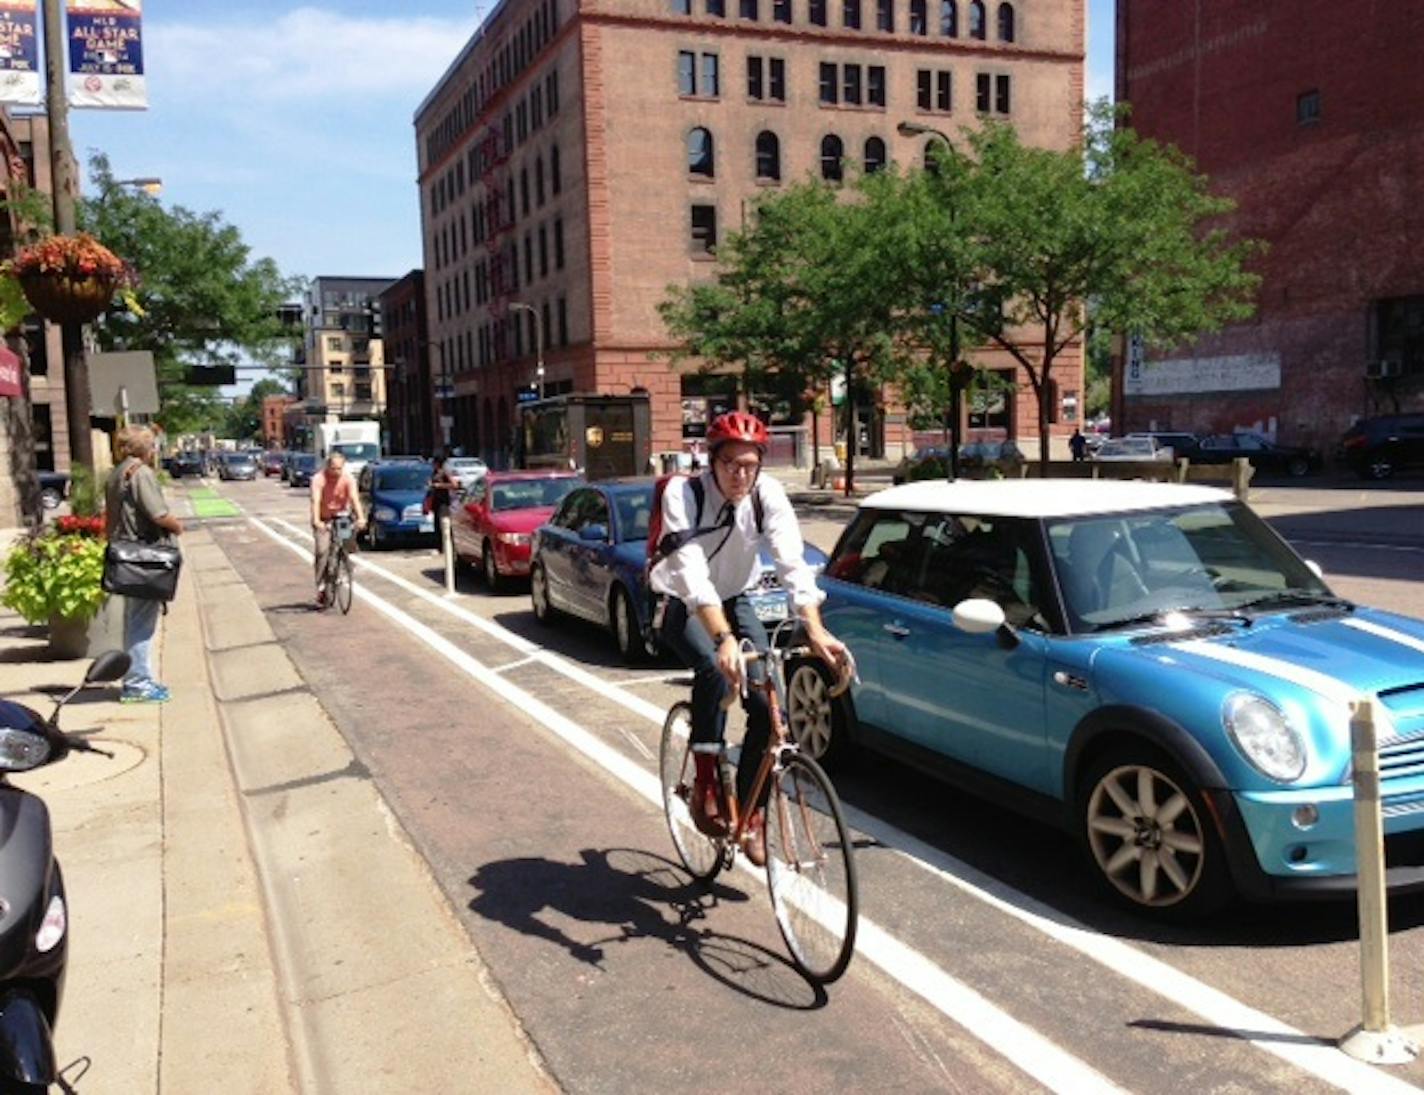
top-left (1290, 538), bottom-right (1424, 556)
top-left (248, 515), bottom-right (1126, 1095)
top-left (250, 513), bottom-right (1417, 1095)
top-left (612, 673), bottom-right (695, 688)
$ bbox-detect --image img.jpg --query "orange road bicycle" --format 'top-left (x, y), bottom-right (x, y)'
top-left (659, 630), bottom-right (859, 984)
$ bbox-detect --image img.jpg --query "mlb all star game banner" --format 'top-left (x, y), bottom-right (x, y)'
top-left (67, 0), bottom-right (146, 110)
top-left (0, 2), bottom-right (42, 107)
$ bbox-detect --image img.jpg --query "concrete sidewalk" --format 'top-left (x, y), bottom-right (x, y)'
top-left (0, 521), bottom-right (555, 1092)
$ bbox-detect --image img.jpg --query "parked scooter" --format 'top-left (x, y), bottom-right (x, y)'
top-left (0, 651), bottom-right (126, 1093)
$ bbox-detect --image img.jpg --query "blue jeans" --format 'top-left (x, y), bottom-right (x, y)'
top-left (123, 596), bottom-right (162, 689)
top-left (658, 595), bottom-right (772, 806)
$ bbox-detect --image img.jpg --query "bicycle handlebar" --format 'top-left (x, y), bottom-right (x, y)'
top-left (719, 643), bottom-right (857, 709)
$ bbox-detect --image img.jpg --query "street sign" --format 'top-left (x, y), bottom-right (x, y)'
top-left (435, 383), bottom-right (454, 398)
top-left (517, 389), bottom-right (540, 404)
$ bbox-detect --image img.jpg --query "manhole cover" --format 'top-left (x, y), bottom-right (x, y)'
top-left (10, 739), bottom-right (147, 793)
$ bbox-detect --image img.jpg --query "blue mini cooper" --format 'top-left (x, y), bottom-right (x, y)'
top-left (786, 479), bottom-right (1424, 918)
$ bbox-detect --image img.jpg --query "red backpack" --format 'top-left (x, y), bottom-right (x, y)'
top-left (646, 473), bottom-right (765, 571)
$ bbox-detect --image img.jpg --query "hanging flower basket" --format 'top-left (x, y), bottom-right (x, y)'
top-left (11, 233), bottom-right (133, 325)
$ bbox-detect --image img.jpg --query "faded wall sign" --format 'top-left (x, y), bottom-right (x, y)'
top-left (1125, 351), bottom-right (1281, 397)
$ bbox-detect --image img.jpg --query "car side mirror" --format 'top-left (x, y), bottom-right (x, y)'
top-left (86, 650), bottom-right (131, 684)
top-left (580, 523), bottom-right (609, 543)
top-left (952, 598), bottom-right (1019, 649)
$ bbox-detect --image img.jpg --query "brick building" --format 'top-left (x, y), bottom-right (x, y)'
top-left (261, 394), bottom-right (298, 449)
top-left (1115, 1), bottom-right (1424, 449)
top-left (415, 0), bottom-right (1086, 466)
top-left (380, 270), bottom-right (437, 456)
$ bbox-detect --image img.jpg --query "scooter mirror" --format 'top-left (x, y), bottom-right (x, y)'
top-left (85, 650), bottom-right (132, 684)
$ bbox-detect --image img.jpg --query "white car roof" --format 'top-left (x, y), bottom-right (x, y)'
top-left (861, 478), bottom-right (1234, 518)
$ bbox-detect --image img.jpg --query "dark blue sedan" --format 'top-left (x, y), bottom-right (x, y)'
top-left (530, 479), bottom-right (826, 663)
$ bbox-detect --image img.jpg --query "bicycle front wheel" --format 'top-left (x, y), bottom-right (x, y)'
top-left (659, 702), bottom-right (724, 883)
top-left (334, 551), bottom-right (354, 614)
top-left (765, 752), bottom-right (858, 984)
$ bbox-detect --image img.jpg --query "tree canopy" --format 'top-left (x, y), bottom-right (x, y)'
top-left (78, 154), bottom-right (300, 437)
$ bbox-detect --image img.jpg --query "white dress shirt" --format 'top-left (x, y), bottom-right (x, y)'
top-left (649, 471), bottom-right (824, 611)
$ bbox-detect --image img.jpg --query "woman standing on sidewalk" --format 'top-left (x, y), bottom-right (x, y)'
top-left (105, 427), bottom-right (184, 703)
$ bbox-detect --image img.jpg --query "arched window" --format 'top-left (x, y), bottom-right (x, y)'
top-left (821, 134), bottom-right (844, 181)
top-left (969, 0), bottom-right (986, 39)
top-left (863, 136), bottom-right (887, 174)
top-left (940, 0), bottom-right (956, 36)
top-left (997, 1), bottom-right (1014, 41)
top-left (688, 127), bottom-right (715, 177)
top-left (755, 130), bottom-right (781, 181)
top-left (909, 0), bottom-right (927, 33)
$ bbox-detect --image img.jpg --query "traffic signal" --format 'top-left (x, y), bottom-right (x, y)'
top-left (184, 365), bottom-right (236, 386)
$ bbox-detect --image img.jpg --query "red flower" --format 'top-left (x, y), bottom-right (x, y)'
top-left (13, 233), bottom-right (132, 286)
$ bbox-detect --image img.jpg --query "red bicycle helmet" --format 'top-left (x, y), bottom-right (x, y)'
top-left (705, 411), bottom-right (769, 452)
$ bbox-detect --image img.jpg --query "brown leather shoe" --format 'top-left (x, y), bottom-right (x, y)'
top-left (690, 776), bottom-right (728, 838)
top-left (743, 809), bottom-right (767, 867)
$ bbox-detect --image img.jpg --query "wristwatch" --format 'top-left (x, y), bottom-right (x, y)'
top-left (712, 629), bottom-right (733, 646)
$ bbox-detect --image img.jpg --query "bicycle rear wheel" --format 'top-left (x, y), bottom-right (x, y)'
top-left (659, 702), bottom-right (724, 882)
top-left (334, 551), bottom-right (354, 614)
top-left (765, 751), bottom-right (858, 984)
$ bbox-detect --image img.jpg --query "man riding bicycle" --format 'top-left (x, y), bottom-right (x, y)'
top-left (651, 411), bottom-right (849, 866)
top-left (310, 452), bottom-right (366, 608)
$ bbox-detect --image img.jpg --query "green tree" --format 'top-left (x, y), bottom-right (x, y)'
top-left (77, 154), bottom-right (300, 436)
top-left (953, 103), bottom-right (1263, 467)
top-left (660, 177), bottom-right (901, 492)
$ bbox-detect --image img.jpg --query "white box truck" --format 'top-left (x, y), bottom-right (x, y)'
top-left (315, 421), bottom-right (381, 477)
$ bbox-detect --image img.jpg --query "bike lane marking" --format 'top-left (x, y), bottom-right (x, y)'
top-left (252, 510), bottom-right (1419, 1095)
top-left (248, 514), bottom-right (1128, 1095)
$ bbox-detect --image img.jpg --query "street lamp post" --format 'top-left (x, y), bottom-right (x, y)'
top-left (113, 177), bottom-right (163, 196)
top-left (897, 119), bottom-right (966, 481)
top-left (509, 301), bottom-right (545, 400)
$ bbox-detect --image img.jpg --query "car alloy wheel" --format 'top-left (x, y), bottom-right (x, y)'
top-left (786, 661), bottom-right (842, 767)
top-left (530, 563), bottom-right (554, 624)
top-left (1081, 748), bottom-right (1228, 917)
top-left (1287, 456), bottom-right (1309, 478)
top-left (483, 543), bottom-right (504, 593)
top-left (1368, 458), bottom-right (1395, 480)
top-left (611, 586), bottom-right (643, 664)
top-left (39, 488), bottom-right (61, 510)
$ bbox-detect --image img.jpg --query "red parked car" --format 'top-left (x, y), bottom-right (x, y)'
top-left (262, 450), bottom-right (287, 477)
top-left (451, 471), bottom-right (583, 592)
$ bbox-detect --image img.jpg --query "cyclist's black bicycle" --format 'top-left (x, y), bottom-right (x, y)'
top-left (659, 627), bottom-right (859, 984)
top-left (318, 514), bottom-right (355, 614)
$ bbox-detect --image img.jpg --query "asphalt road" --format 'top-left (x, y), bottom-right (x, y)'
top-left (193, 474), bottom-right (1424, 1094)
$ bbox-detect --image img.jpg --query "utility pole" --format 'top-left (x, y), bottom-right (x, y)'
top-left (42, 0), bottom-right (94, 470)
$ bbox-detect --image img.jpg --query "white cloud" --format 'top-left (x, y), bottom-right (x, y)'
top-left (149, 6), bottom-right (480, 101)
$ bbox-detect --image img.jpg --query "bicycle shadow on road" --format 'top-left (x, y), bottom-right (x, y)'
top-left (466, 846), bottom-right (829, 1009)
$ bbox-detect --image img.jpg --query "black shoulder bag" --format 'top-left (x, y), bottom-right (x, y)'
top-left (102, 464), bottom-right (182, 602)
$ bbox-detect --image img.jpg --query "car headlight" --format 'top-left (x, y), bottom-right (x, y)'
top-left (1223, 694), bottom-right (1306, 782)
top-left (496, 532), bottom-right (531, 546)
top-left (373, 506), bottom-right (398, 522)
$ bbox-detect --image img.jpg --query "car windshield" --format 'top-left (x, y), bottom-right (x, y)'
top-left (1046, 502), bottom-right (1333, 633)
top-left (613, 486), bottom-right (655, 542)
top-left (334, 442), bottom-right (379, 461)
top-left (491, 478), bottom-right (579, 511)
top-left (376, 466), bottom-right (431, 491)
top-left (448, 458), bottom-right (485, 473)
top-left (294, 455), bottom-right (317, 470)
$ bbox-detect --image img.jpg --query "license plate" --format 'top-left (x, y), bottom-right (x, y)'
top-left (754, 599), bottom-right (788, 622)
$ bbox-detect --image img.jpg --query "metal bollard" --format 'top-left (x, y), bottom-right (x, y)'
top-left (441, 515), bottom-right (456, 596)
top-left (1339, 697), bottom-right (1419, 1064)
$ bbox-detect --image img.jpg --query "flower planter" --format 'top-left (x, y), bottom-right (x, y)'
top-left (46, 598), bottom-right (122, 660)
top-left (48, 611), bottom-right (91, 659)
top-left (19, 272), bottom-right (117, 325)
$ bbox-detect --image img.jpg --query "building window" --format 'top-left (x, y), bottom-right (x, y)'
top-left (554, 218), bottom-right (565, 268)
top-left (940, 0), bottom-right (957, 35)
top-left (558, 297), bottom-right (569, 346)
top-left (868, 65), bottom-right (886, 106)
top-left (916, 69), bottom-right (932, 110)
top-left (769, 58), bottom-right (786, 100)
top-left (843, 0), bottom-right (861, 30)
top-left (910, 0), bottom-right (927, 34)
top-left (969, 0), bottom-right (985, 39)
top-left (773, 0), bottom-right (791, 22)
top-left (536, 156), bottom-right (546, 205)
top-left (1297, 89), bottom-right (1321, 125)
top-left (701, 53), bottom-right (720, 96)
top-left (748, 55), bottom-right (764, 99)
top-left (996, 72), bottom-right (1010, 112)
top-left (997, 2), bottom-right (1014, 41)
top-left (810, 0), bottom-right (827, 25)
top-left (819, 62), bottom-right (838, 104)
top-left (937, 70), bottom-right (951, 111)
top-left (672, 0), bottom-right (691, 13)
top-left (678, 50), bottom-right (696, 95)
top-left (706, 0), bottom-right (725, 14)
top-left (548, 69), bottom-right (560, 113)
top-left (756, 130), bottom-right (781, 180)
top-left (688, 127), bottom-right (715, 177)
top-left (864, 136), bottom-right (886, 173)
top-left (539, 225), bottom-right (549, 276)
top-left (820, 134), bottom-right (844, 181)
top-left (691, 204), bottom-right (718, 253)
top-left (521, 168), bottom-right (531, 216)
top-left (740, 0), bottom-right (758, 18)
top-left (843, 64), bottom-right (862, 105)
top-left (976, 71), bottom-right (991, 112)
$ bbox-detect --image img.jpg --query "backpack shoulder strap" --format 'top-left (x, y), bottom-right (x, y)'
top-left (752, 480), bottom-right (765, 535)
top-left (689, 475), bottom-right (706, 529)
